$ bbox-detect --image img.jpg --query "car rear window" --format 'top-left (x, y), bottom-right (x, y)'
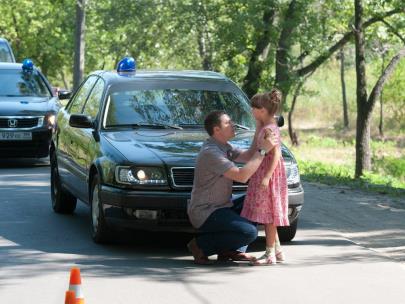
top-left (0, 69), bottom-right (51, 97)
top-left (104, 80), bottom-right (255, 129)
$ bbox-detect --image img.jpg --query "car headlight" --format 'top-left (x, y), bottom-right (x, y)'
top-left (285, 162), bottom-right (300, 187)
top-left (39, 114), bottom-right (56, 128)
top-left (115, 166), bottom-right (167, 185)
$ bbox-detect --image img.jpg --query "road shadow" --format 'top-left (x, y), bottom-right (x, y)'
top-left (0, 157), bottom-right (49, 168)
top-left (0, 167), bottom-right (401, 288)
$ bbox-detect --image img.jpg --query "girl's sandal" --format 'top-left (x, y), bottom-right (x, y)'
top-left (276, 251), bottom-right (285, 263)
top-left (250, 253), bottom-right (277, 266)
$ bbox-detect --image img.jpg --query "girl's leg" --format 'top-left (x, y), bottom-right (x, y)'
top-left (252, 224), bottom-right (277, 265)
top-left (265, 224), bottom-right (277, 248)
top-left (274, 231), bottom-right (285, 262)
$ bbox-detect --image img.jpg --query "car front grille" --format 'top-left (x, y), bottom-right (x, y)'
top-left (0, 116), bottom-right (42, 129)
top-left (170, 167), bottom-right (247, 190)
top-left (171, 165), bottom-right (300, 190)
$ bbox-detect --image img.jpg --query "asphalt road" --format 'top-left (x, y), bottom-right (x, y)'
top-left (1, 159), bottom-right (405, 304)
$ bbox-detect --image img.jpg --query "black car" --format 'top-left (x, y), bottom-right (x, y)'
top-left (0, 60), bottom-right (60, 158)
top-left (51, 57), bottom-right (304, 243)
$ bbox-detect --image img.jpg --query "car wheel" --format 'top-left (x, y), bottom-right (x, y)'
top-left (50, 153), bottom-right (77, 214)
top-left (90, 174), bottom-right (111, 243)
top-left (277, 218), bottom-right (298, 242)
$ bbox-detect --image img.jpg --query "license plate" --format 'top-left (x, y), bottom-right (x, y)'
top-left (0, 132), bottom-right (32, 140)
top-left (135, 210), bottom-right (158, 220)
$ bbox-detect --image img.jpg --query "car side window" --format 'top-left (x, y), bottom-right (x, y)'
top-left (82, 78), bottom-right (104, 119)
top-left (67, 76), bottom-right (98, 114)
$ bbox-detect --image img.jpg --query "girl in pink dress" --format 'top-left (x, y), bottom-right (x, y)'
top-left (241, 89), bottom-right (289, 265)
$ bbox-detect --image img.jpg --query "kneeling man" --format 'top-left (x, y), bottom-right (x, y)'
top-left (187, 110), bottom-right (275, 264)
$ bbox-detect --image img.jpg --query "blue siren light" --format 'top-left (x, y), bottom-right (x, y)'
top-left (22, 58), bottom-right (34, 71)
top-left (116, 57), bottom-right (136, 74)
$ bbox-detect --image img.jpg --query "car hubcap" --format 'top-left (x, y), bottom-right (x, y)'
top-left (92, 186), bottom-right (100, 232)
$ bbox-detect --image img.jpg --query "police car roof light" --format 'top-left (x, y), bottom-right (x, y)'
top-left (22, 58), bottom-right (34, 71)
top-left (116, 57), bottom-right (136, 73)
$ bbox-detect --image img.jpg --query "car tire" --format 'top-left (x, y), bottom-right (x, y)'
top-left (90, 174), bottom-right (111, 243)
top-left (50, 153), bottom-right (77, 214)
top-left (277, 218), bottom-right (298, 242)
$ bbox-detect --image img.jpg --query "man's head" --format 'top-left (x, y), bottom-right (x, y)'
top-left (204, 110), bottom-right (235, 142)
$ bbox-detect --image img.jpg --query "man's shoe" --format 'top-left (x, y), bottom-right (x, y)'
top-left (187, 238), bottom-right (214, 265)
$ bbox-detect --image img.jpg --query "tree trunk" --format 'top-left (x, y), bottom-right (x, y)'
top-left (197, 28), bottom-right (213, 70)
top-left (60, 70), bottom-right (69, 90)
top-left (274, 0), bottom-right (299, 105)
top-left (242, 2), bottom-right (276, 98)
top-left (288, 81), bottom-right (304, 146)
top-left (355, 109), bottom-right (372, 177)
top-left (355, 48), bottom-right (405, 178)
top-left (196, 1), bottom-right (213, 71)
top-left (368, 48), bottom-right (405, 111)
top-left (354, 0), bottom-right (370, 178)
top-left (339, 47), bottom-right (349, 129)
top-left (378, 52), bottom-right (385, 138)
top-left (73, 0), bottom-right (86, 91)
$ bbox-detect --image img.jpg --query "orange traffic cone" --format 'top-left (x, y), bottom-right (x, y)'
top-left (64, 290), bottom-right (76, 304)
top-left (68, 267), bottom-right (85, 304)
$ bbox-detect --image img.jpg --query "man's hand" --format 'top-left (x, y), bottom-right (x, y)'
top-left (260, 177), bottom-right (270, 190)
top-left (259, 129), bottom-right (277, 153)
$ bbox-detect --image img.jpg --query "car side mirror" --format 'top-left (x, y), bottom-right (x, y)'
top-left (58, 90), bottom-right (71, 100)
top-left (277, 115), bottom-right (284, 127)
top-left (69, 114), bottom-right (94, 129)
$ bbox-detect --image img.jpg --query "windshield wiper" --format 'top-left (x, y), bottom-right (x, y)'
top-left (105, 123), bottom-right (183, 130)
top-left (178, 123), bottom-right (204, 128)
top-left (233, 123), bottom-right (250, 130)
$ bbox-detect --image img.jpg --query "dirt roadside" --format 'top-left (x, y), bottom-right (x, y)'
top-left (300, 182), bottom-right (405, 263)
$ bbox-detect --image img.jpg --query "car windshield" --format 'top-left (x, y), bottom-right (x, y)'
top-left (0, 69), bottom-right (51, 97)
top-left (104, 81), bottom-right (255, 129)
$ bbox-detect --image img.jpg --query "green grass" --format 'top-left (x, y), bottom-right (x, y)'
top-left (290, 131), bottom-right (405, 198)
top-left (297, 160), bottom-right (405, 197)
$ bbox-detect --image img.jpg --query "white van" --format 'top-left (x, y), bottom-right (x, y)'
top-left (0, 38), bottom-right (16, 62)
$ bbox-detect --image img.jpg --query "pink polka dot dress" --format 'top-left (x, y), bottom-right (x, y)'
top-left (241, 123), bottom-right (289, 226)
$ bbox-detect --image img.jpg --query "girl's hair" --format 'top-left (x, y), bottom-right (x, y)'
top-left (250, 88), bottom-right (282, 116)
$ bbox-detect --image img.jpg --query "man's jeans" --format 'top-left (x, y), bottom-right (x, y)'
top-left (195, 196), bottom-right (258, 256)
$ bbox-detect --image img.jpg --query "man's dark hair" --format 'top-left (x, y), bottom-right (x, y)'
top-left (204, 110), bottom-right (226, 136)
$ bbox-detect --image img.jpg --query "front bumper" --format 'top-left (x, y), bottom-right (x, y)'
top-left (99, 183), bottom-right (304, 232)
top-left (0, 128), bottom-right (52, 158)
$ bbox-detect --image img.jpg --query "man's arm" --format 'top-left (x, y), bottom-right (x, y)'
top-left (223, 150), bottom-right (265, 183)
top-left (234, 133), bottom-right (259, 163)
top-left (234, 122), bottom-right (262, 163)
top-left (234, 128), bottom-right (277, 163)
top-left (224, 130), bottom-right (276, 183)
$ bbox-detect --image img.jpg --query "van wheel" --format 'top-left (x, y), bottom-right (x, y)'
top-left (277, 219), bottom-right (298, 242)
top-left (90, 174), bottom-right (111, 243)
top-left (50, 153), bottom-right (77, 214)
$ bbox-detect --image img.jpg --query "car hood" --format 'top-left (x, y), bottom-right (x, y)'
top-left (0, 96), bottom-right (56, 116)
top-left (102, 129), bottom-right (254, 166)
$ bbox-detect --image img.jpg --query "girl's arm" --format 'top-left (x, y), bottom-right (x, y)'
top-left (260, 146), bottom-right (281, 189)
